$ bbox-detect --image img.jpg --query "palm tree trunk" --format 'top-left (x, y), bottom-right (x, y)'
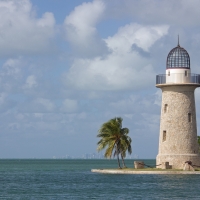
top-left (115, 144), bottom-right (121, 169)
top-left (121, 154), bottom-right (127, 168)
top-left (117, 152), bottom-right (121, 169)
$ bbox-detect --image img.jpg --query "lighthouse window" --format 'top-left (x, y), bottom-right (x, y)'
top-left (188, 113), bottom-right (192, 122)
top-left (168, 70), bottom-right (170, 76)
top-left (163, 131), bottom-right (166, 142)
top-left (185, 70), bottom-right (188, 77)
top-left (164, 104), bottom-right (168, 113)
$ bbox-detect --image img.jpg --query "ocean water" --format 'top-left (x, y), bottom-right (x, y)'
top-left (0, 159), bottom-right (200, 199)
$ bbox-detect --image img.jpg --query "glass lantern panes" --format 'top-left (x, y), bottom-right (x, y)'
top-left (166, 46), bottom-right (190, 69)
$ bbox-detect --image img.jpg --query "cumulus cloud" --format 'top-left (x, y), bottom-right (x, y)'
top-left (63, 23), bottom-right (169, 90)
top-left (0, 58), bottom-right (25, 92)
top-left (35, 98), bottom-right (55, 112)
top-left (0, 0), bottom-right (56, 57)
top-left (2, 0), bottom-right (200, 158)
top-left (64, 0), bottom-right (108, 57)
top-left (154, 90), bottom-right (162, 106)
top-left (60, 99), bottom-right (78, 113)
top-left (105, 24), bottom-right (169, 52)
top-left (109, 92), bottom-right (160, 115)
top-left (23, 75), bottom-right (38, 89)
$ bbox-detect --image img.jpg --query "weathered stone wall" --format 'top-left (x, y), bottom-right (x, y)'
top-left (156, 84), bottom-right (200, 169)
top-left (157, 154), bottom-right (200, 169)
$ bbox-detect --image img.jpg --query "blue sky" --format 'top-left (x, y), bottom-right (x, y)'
top-left (0, 0), bottom-right (200, 158)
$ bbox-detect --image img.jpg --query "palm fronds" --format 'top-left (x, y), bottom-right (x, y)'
top-left (97, 117), bottom-right (132, 168)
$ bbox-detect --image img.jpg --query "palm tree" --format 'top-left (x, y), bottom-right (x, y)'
top-left (97, 117), bottom-right (132, 168)
top-left (119, 133), bottom-right (132, 168)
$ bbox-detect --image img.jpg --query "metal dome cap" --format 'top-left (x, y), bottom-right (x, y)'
top-left (166, 40), bottom-right (190, 69)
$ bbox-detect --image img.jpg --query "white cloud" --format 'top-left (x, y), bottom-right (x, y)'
top-left (2, 58), bottom-right (22, 77)
top-left (0, 58), bottom-right (25, 92)
top-left (105, 24), bottom-right (169, 52)
top-left (63, 23), bottom-right (169, 90)
top-left (64, 0), bottom-right (108, 57)
top-left (24, 75), bottom-right (38, 89)
top-left (2, 0), bottom-right (200, 158)
top-left (109, 93), bottom-right (160, 115)
top-left (0, 0), bottom-right (56, 56)
top-left (34, 98), bottom-right (55, 112)
top-left (154, 90), bottom-right (162, 106)
top-left (60, 99), bottom-right (78, 113)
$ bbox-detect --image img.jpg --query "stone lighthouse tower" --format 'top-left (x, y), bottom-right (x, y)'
top-left (156, 40), bottom-right (200, 169)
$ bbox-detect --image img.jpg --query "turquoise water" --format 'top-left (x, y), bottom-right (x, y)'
top-left (0, 159), bottom-right (200, 199)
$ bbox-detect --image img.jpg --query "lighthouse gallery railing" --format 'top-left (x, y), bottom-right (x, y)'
top-left (156, 73), bottom-right (200, 84)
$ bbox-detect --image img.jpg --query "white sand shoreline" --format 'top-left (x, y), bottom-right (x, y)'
top-left (91, 169), bottom-right (200, 174)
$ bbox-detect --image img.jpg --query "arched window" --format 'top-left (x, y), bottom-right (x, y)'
top-left (185, 70), bottom-right (188, 77)
top-left (188, 113), bottom-right (192, 122)
top-left (164, 104), bottom-right (168, 113)
top-left (163, 131), bottom-right (166, 142)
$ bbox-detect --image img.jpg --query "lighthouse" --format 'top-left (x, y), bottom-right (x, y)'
top-left (156, 40), bottom-right (200, 169)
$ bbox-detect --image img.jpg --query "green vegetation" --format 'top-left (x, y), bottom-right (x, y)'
top-left (97, 117), bottom-right (132, 169)
top-left (198, 136), bottom-right (200, 152)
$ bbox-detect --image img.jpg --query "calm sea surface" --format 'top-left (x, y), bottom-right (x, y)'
top-left (0, 159), bottom-right (200, 199)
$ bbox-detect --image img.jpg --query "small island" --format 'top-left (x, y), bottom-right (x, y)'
top-left (91, 168), bottom-right (200, 174)
top-left (92, 41), bottom-right (200, 174)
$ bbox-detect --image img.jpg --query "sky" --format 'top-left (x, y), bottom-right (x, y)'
top-left (0, 0), bottom-right (200, 158)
